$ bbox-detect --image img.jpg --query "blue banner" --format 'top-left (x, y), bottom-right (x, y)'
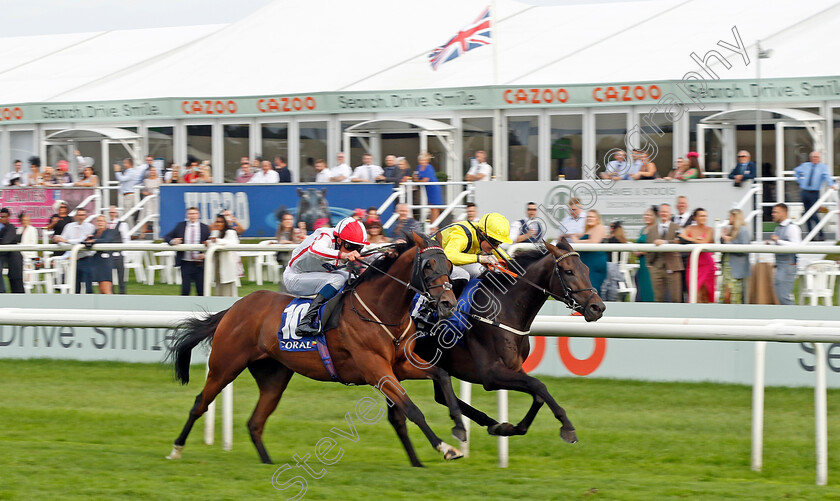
top-left (159, 183), bottom-right (396, 237)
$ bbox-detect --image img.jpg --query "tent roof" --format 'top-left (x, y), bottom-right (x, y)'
top-left (345, 119), bottom-right (455, 134)
top-left (1, 0), bottom-right (839, 104)
top-left (701, 108), bottom-right (825, 125)
top-left (45, 127), bottom-right (142, 141)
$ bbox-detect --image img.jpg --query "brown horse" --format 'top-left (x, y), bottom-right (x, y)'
top-left (166, 232), bottom-right (467, 465)
top-left (393, 239), bottom-right (605, 461)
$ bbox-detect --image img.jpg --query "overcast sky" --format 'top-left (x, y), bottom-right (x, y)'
top-left (0, 0), bottom-right (275, 37)
top-left (0, 0), bottom-right (644, 37)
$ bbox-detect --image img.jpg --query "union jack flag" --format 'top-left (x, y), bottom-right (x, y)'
top-left (428, 6), bottom-right (492, 71)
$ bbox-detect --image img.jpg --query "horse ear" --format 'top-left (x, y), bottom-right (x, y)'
top-left (411, 231), bottom-right (424, 247)
top-left (297, 188), bottom-right (303, 196)
top-left (321, 188), bottom-right (327, 197)
top-left (544, 240), bottom-right (560, 256)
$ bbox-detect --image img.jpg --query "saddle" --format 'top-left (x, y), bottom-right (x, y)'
top-left (278, 288), bottom-right (347, 352)
top-left (410, 278), bottom-right (482, 343)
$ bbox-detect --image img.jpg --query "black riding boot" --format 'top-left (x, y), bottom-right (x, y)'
top-left (295, 293), bottom-right (330, 337)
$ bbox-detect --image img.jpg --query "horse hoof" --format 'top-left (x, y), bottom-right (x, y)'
top-left (452, 426), bottom-right (467, 442)
top-left (488, 422), bottom-right (516, 436)
top-left (560, 427), bottom-right (578, 444)
top-left (444, 448), bottom-right (464, 461)
top-left (166, 445), bottom-right (184, 460)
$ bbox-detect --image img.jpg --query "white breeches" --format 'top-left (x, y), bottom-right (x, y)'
top-left (283, 268), bottom-right (349, 296)
top-left (453, 263), bottom-right (484, 282)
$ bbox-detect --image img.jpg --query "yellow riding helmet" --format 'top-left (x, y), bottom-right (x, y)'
top-left (478, 213), bottom-right (512, 244)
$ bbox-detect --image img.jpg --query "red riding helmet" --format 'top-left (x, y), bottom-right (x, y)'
top-left (333, 217), bottom-right (369, 246)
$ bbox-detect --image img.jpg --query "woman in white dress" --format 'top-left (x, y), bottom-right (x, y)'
top-left (209, 214), bottom-right (239, 296)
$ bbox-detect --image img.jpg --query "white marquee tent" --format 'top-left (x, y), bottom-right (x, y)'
top-left (1, 0), bottom-right (839, 105)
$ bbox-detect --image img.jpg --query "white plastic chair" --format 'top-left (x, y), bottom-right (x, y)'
top-left (123, 250), bottom-right (147, 284)
top-left (22, 258), bottom-right (54, 294)
top-left (146, 251), bottom-right (170, 285)
top-left (615, 251), bottom-right (638, 302)
top-left (799, 260), bottom-right (839, 306)
top-left (255, 240), bottom-right (282, 285)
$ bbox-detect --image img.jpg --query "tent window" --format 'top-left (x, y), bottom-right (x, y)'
top-left (639, 113), bottom-right (673, 177)
top-left (261, 123), bottom-right (288, 177)
top-left (595, 113), bottom-right (626, 176)
top-left (299, 122), bottom-right (327, 183)
top-left (148, 127), bottom-right (174, 167)
top-left (507, 116), bottom-right (538, 181)
top-left (462, 117), bottom-right (493, 178)
top-left (223, 124), bottom-right (250, 182)
top-left (186, 125), bottom-right (213, 165)
top-left (550, 115), bottom-right (582, 180)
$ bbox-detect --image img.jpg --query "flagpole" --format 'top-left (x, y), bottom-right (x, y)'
top-left (492, 0), bottom-right (499, 85)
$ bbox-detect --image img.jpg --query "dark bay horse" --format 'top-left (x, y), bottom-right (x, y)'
top-left (166, 233), bottom-right (467, 464)
top-left (394, 239), bottom-right (605, 461)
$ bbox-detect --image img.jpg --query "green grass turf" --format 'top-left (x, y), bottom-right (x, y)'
top-left (1, 360), bottom-right (839, 500)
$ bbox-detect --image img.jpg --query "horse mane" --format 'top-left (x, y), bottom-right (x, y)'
top-left (508, 238), bottom-right (570, 270)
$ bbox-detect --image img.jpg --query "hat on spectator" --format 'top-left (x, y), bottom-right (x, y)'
top-left (686, 151), bottom-right (699, 159)
top-left (56, 160), bottom-right (69, 171)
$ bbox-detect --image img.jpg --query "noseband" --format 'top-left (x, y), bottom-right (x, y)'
top-left (550, 251), bottom-right (598, 313)
top-left (411, 245), bottom-right (453, 301)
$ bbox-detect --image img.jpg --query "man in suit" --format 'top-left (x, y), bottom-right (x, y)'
top-left (728, 150), bottom-right (757, 186)
top-left (793, 151), bottom-right (837, 240)
top-left (164, 206), bottom-right (210, 296)
top-left (0, 208), bottom-right (24, 293)
top-left (106, 206), bottom-right (130, 294)
top-left (646, 203), bottom-right (684, 302)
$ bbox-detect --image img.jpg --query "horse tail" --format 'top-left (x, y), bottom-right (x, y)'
top-left (168, 309), bottom-right (229, 385)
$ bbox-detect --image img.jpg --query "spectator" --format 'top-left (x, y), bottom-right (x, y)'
top-left (106, 206), bottom-right (130, 294)
top-left (645, 203), bottom-right (683, 302)
top-left (55, 160), bottom-right (73, 184)
top-left (602, 220), bottom-right (628, 301)
top-left (384, 155), bottom-right (413, 186)
top-left (365, 218), bottom-right (390, 244)
top-left (729, 150), bottom-right (757, 186)
top-left (514, 201), bottom-right (546, 243)
top-left (672, 196), bottom-right (692, 228)
top-left (364, 206), bottom-right (378, 221)
top-left (677, 152), bottom-right (703, 180)
top-left (720, 208), bottom-right (751, 304)
top-left (84, 215), bottom-right (118, 294)
top-left (141, 166), bottom-right (161, 225)
top-left (388, 202), bottom-right (420, 239)
top-left (793, 151), bottom-right (837, 240)
top-left (3, 160), bottom-right (26, 186)
top-left (350, 153), bottom-right (384, 182)
top-left (274, 156), bottom-right (292, 183)
top-left (222, 209), bottom-right (246, 236)
top-left (680, 208), bottom-right (715, 303)
top-left (556, 197), bottom-right (586, 241)
top-left (193, 161), bottom-right (212, 183)
top-left (183, 159), bottom-right (201, 183)
top-left (275, 213), bottom-right (302, 244)
top-left (465, 150), bottom-right (492, 181)
top-left (296, 221), bottom-right (309, 240)
top-left (40, 165), bottom-right (60, 187)
top-left (137, 154), bottom-right (159, 180)
top-left (601, 150), bottom-right (629, 180)
top-left (765, 203), bottom-right (801, 305)
top-left (209, 213), bottom-right (239, 297)
top-left (633, 151), bottom-right (658, 180)
top-left (664, 157), bottom-right (687, 181)
top-left (463, 202), bottom-right (479, 222)
top-left (633, 207), bottom-right (656, 302)
top-left (314, 158), bottom-right (331, 183)
top-left (74, 166), bottom-right (99, 187)
top-left (164, 207), bottom-right (210, 296)
top-left (236, 162), bottom-right (254, 183)
top-left (0, 208), bottom-right (24, 293)
top-left (114, 158), bottom-right (141, 223)
top-left (571, 210), bottom-right (607, 295)
top-left (167, 163), bottom-right (182, 184)
top-left (27, 156), bottom-right (42, 186)
top-left (249, 160), bottom-right (280, 183)
top-left (17, 212), bottom-right (38, 262)
top-left (413, 153), bottom-right (442, 225)
top-left (54, 207), bottom-right (95, 293)
top-left (47, 202), bottom-right (73, 240)
top-left (329, 153), bottom-right (352, 182)
top-left (300, 157), bottom-right (317, 183)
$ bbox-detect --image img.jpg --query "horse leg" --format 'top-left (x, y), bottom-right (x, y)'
top-left (246, 358), bottom-right (294, 464)
top-left (394, 361), bottom-right (466, 442)
top-left (168, 357), bottom-right (249, 459)
top-left (480, 365), bottom-right (577, 443)
top-left (365, 363), bottom-right (463, 462)
top-left (387, 405), bottom-right (423, 468)
top-left (432, 381), bottom-right (499, 429)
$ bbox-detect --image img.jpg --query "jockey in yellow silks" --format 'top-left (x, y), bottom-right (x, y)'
top-left (438, 212), bottom-right (512, 286)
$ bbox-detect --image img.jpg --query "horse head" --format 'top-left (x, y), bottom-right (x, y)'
top-left (296, 188), bottom-right (330, 231)
top-left (408, 231), bottom-right (457, 318)
top-left (545, 238), bottom-right (605, 322)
